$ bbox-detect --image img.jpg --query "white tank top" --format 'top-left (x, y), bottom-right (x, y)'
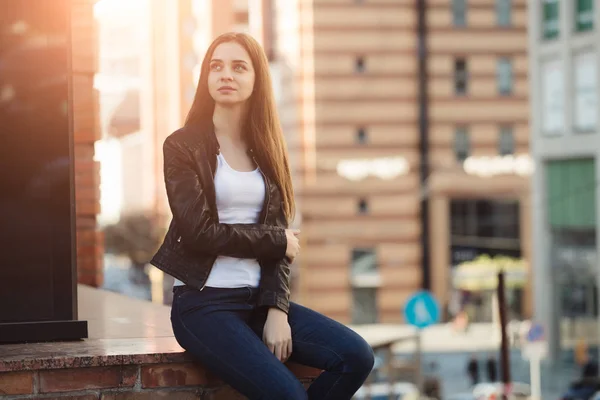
top-left (173, 153), bottom-right (265, 288)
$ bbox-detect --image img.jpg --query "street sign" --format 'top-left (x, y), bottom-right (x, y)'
top-left (403, 291), bottom-right (440, 329)
top-left (526, 323), bottom-right (544, 342)
top-left (522, 323), bottom-right (547, 400)
top-left (522, 323), bottom-right (548, 360)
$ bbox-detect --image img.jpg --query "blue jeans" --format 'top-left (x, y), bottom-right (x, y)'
top-left (171, 286), bottom-right (374, 400)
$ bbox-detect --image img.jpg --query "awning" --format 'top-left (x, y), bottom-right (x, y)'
top-left (452, 255), bottom-right (528, 291)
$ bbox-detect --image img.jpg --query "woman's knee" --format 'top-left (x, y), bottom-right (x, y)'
top-left (343, 335), bottom-right (375, 376)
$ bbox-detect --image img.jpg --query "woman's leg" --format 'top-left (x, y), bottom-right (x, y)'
top-left (284, 302), bottom-right (375, 400)
top-left (171, 287), bottom-right (307, 400)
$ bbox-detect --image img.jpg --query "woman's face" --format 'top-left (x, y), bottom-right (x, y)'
top-left (207, 41), bottom-right (255, 106)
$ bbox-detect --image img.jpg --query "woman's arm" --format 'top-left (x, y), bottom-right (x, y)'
top-left (257, 257), bottom-right (292, 313)
top-left (163, 137), bottom-right (287, 260)
top-left (257, 206), bottom-right (296, 314)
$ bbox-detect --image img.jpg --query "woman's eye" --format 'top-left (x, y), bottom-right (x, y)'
top-left (210, 64), bottom-right (222, 71)
top-left (234, 65), bottom-right (246, 72)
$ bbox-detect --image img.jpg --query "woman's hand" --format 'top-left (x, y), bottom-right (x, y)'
top-left (285, 229), bottom-right (300, 261)
top-left (263, 308), bottom-right (292, 362)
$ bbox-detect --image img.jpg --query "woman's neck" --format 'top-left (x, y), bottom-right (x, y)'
top-left (213, 103), bottom-right (245, 143)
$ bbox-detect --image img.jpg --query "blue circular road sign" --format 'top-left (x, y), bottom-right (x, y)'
top-left (404, 291), bottom-right (440, 329)
top-left (526, 323), bottom-right (545, 342)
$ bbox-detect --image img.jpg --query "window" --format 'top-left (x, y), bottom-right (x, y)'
top-left (547, 159), bottom-right (596, 229)
top-left (356, 127), bottom-right (368, 144)
top-left (355, 56), bottom-right (366, 73)
top-left (454, 58), bottom-right (468, 95)
top-left (496, 0), bottom-right (511, 26)
top-left (358, 198), bottom-right (368, 214)
top-left (542, 0), bottom-right (559, 39)
top-left (452, 0), bottom-right (467, 27)
top-left (350, 248), bottom-right (380, 289)
top-left (352, 288), bottom-right (378, 324)
top-left (450, 199), bottom-right (521, 241)
top-left (498, 126), bottom-right (514, 155)
top-left (573, 52), bottom-right (597, 132)
top-left (575, 0), bottom-right (594, 32)
top-left (497, 58), bottom-right (513, 95)
top-left (454, 127), bottom-right (470, 162)
top-left (541, 58), bottom-right (564, 135)
top-left (351, 249), bottom-right (378, 280)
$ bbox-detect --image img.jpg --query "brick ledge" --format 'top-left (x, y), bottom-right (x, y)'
top-left (0, 339), bottom-right (322, 399)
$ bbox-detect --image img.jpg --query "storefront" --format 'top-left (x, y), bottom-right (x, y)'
top-left (546, 159), bottom-right (598, 355)
top-left (448, 199), bottom-right (525, 322)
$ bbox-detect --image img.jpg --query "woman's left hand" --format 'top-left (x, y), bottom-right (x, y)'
top-left (263, 308), bottom-right (292, 362)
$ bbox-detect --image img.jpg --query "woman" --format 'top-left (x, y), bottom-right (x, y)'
top-left (150, 32), bottom-right (374, 400)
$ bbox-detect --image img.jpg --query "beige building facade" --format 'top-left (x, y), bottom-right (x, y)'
top-left (426, 0), bottom-right (532, 321)
top-left (272, 0), bottom-right (533, 323)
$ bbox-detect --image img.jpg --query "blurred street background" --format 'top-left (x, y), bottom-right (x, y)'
top-left (87, 0), bottom-right (600, 398)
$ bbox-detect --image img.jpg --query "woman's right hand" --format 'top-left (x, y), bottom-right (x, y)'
top-left (285, 229), bottom-right (300, 261)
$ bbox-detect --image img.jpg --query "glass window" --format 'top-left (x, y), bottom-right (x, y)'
top-left (357, 127), bottom-right (367, 144)
top-left (350, 248), bottom-right (380, 292)
top-left (452, 0), bottom-right (467, 27)
top-left (355, 56), bottom-right (366, 73)
top-left (499, 126), bottom-right (514, 155)
top-left (352, 288), bottom-right (378, 324)
top-left (454, 126), bottom-right (470, 162)
top-left (351, 248), bottom-right (377, 277)
top-left (450, 199), bottom-right (520, 240)
top-left (573, 52), bottom-right (597, 132)
top-left (358, 199), bottom-right (368, 214)
top-left (455, 58), bottom-right (468, 95)
top-left (541, 59), bottom-right (564, 135)
top-left (450, 200), bottom-right (473, 236)
top-left (496, 0), bottom-right (511, 26)
top-left (497, 58), bottom-right (513, 95)
top-left (542, 0), bottom-right (560, 39)
top-left (575, 0), bottom-right (594, 32)
top-left (547, 159), bottom-right (597, 229)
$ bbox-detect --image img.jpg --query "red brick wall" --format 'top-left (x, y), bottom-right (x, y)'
top-left (71, 0), bottom-right (103, 287)
top-left (0, 362), bottom-right (319, 399)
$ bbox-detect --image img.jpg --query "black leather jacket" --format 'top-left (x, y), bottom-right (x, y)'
top-left (150, 127), bottom-right (292, 313)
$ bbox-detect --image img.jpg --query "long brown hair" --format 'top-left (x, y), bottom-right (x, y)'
top-left (184, 32), bottom-right (295, 224)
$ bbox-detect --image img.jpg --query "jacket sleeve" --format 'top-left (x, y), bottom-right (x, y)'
top-left (257, 205), bottom-right (293, 314)
top-left (163, 137), bottom-right (287, 260)
top-left (257, 257), bottom-right (292, 313)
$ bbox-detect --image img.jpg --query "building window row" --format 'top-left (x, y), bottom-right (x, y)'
top-left (452, 0), bottom-right (512, 27)
top-left (454, 126), bottom-right (515, 161)
top-left (543, 0), bottom-right (595, 40)
top-left (453, 58), bottom-right (514, 96)
top-left (452, 0), bottom-right (594, 36)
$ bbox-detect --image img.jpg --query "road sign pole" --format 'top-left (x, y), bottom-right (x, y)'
top-left (530, 356), bottom-right (541, 400)
top-left (403, 291), bottom-right (440, 399)
top-left (523, 323), bottom-right (547, 399)
top-left (416, 329), bottom-right (423, 393)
